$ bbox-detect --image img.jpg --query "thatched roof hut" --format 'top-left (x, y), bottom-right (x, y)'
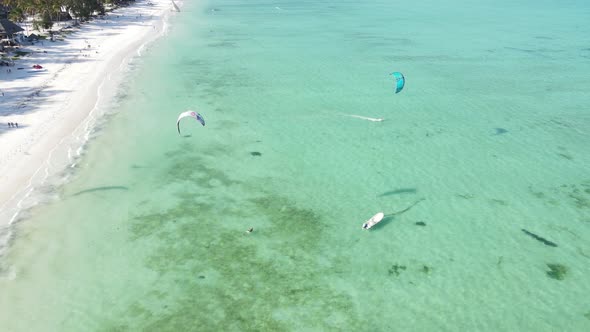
top-left (0, 19), bottom-right (24, 38)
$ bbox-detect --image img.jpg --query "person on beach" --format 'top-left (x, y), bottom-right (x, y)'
top-left (15, 122), bottom-right (18, 128)
top-left (8, 122), bottom-right (12, 128)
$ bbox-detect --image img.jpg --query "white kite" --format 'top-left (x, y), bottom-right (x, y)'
top-left (177, 110), bottom-right (205, 134)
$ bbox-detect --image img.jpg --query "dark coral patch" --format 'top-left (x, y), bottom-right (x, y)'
top-left (546, 263), bottom-right (567, 280)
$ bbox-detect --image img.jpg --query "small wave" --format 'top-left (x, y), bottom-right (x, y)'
top-left (0, 263), bottom-right (17, 281)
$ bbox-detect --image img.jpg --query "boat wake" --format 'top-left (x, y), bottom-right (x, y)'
top-left (343, 114), bottom-right (384, 122)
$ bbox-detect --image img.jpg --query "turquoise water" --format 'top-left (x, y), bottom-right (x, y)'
top-left (1, 0), bottom-right (590, 330)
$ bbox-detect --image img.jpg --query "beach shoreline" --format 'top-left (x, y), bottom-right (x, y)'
top-left (0, 1), bottom-right (180, 239)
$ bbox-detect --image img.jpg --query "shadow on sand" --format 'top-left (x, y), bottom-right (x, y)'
top-left (378, 188), bottom-right (417, 197)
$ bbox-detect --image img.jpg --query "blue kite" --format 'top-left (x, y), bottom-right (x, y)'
top-left (391, 72), bottom-right (405, 93)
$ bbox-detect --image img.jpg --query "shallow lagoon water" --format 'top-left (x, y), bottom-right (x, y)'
top-left (1, 0), bottom-right (590, 330)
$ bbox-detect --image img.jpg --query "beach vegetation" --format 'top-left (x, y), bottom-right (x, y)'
top-left (33, 11), bottom-right (53, 30)
top-left (1, 0), bottom-right (136, 26)
top-left (64, 0), bottom-right (105, 21)
top-left (7, 6), bottom-right (25, 21)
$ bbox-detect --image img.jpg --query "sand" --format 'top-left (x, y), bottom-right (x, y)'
top-left (0, 0), bottom-right (180, 227)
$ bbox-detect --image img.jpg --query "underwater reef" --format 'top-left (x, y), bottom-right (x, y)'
top-left (546, 263), bottom-right (567, 280)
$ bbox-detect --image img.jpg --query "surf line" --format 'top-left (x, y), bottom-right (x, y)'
top-left (343, 114), bottom-right (384, 122)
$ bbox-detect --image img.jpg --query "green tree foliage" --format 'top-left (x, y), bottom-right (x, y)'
top-left (1, 0), bottom-right (135, 27)
top-left (64, 0), bottom-right (104, 20)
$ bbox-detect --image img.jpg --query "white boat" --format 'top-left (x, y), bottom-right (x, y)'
top-left (362, 212), bottom-right (384, 230)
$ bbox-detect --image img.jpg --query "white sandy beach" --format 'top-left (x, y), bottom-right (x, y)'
top-left (0, 0), bottom-right (180, 230)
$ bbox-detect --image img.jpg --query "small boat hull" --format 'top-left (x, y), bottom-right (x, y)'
top-left (362, 212), bottom-right (384, 229)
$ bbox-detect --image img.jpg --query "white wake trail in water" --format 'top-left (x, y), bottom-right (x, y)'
top-left (342, 114), bottom-right (384, 122)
